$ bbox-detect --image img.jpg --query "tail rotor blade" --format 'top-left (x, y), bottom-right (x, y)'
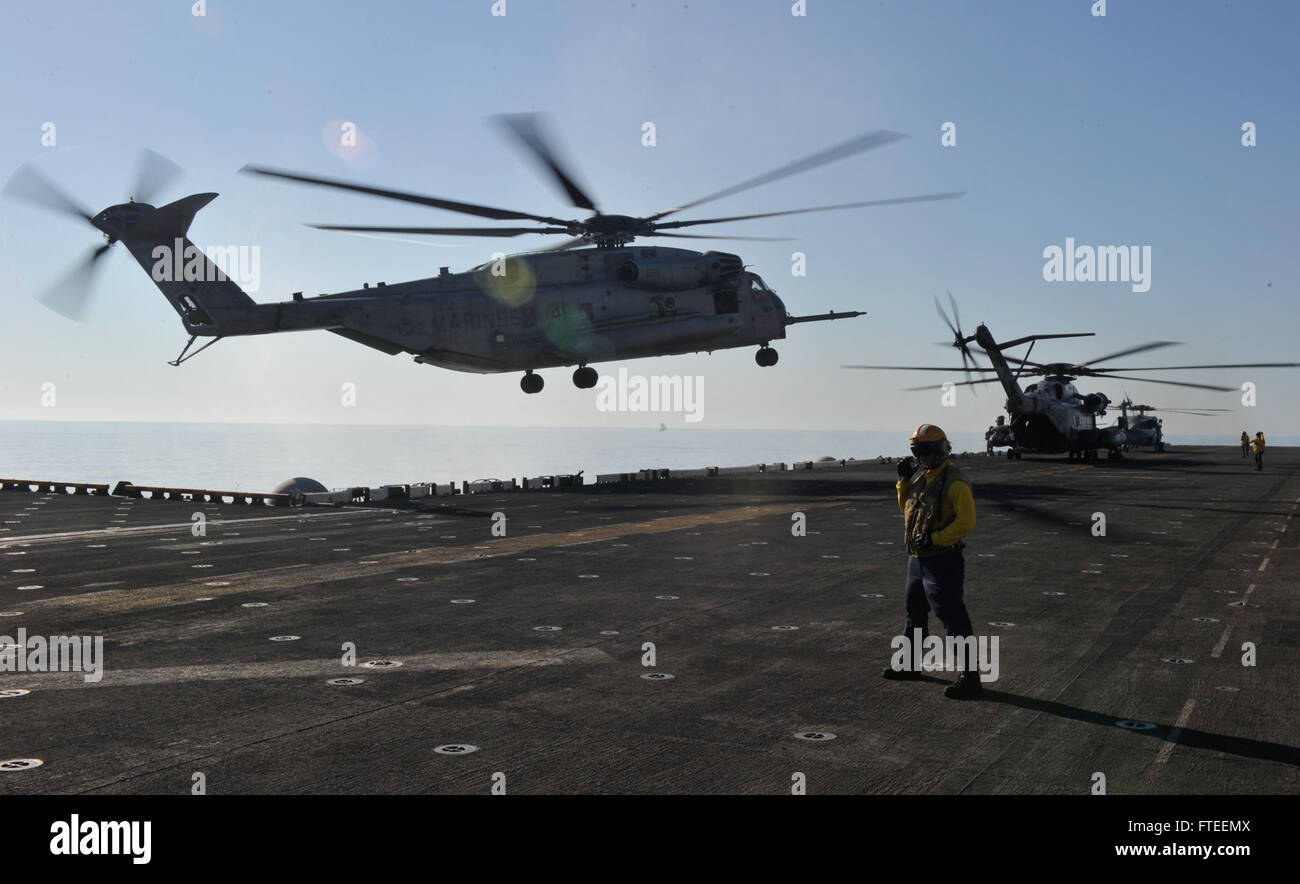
top-left (3, 164), bottom-right (94, 224)
top-left (36, 243), bottom-right (112, 321)
top-left (130, 149), bottom-right (181, 205)
top-left (934, 294), bottom-right (958, 337)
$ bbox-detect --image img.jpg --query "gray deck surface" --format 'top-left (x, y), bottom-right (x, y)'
top-left (1, 445), bottom-right (1295, 794)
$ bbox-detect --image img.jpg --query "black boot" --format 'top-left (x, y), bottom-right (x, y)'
top-left (944, 670), bottom-right (983, 699)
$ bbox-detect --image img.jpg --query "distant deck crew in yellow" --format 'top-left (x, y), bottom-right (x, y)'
top-left (883, 423), bottom-right (981, 698)
top-left (1252, 432), bottom-right (1265, 471)
top-left (1241, 431), bottom-right (1250, 458)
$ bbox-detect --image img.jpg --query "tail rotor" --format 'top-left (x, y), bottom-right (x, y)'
top-left (935, 290), bottom-right (981, 384)
top-left (3, 149), bottom-right (183, 320)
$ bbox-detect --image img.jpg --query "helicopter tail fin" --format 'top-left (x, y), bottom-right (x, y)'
top-left (119, 193), bottom-right (261, 336)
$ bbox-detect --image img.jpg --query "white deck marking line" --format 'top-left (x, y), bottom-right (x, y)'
top-left (1211, 624), bottom-right (1233, 659)
top-left (1153, 699), bottom-right (1197, 766)
top-left (2, 647), bottom-right (614, 691)
top-left (0, 508), bottom-right (374, 546)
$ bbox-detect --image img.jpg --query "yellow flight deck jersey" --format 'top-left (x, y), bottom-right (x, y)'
top-left (1252, 436), bottom-right (1266, 454)
top-left (897, 460), bottom-right (976, 556)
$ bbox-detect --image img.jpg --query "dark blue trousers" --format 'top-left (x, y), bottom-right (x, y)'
top-left (903, 550), bottom-right (973, 640)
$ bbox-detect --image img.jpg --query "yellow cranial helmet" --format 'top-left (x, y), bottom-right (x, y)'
top-left (909, 423), bottom-right (952, 463)
top-left (909, 424), bottom-right (948, 445)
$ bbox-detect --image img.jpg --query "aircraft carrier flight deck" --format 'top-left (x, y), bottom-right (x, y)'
top-left (1, 446), bottom-right (1296, 795)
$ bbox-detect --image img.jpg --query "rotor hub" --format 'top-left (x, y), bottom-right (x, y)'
top-left (91, 202), bottom-right (152, 240)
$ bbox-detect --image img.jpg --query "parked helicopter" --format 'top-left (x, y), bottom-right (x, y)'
top-left (1111, 396), bottom-right (1231, 452)
top-left (845, 296), bottom-right (1298, 460)
top-left (4, 117), bottom-right (963, 393)
top-left (984, 415), bottom-right (1014, 453)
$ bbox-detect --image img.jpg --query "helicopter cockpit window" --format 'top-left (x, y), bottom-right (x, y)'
top-left (749, 276), bottom-right (775, 311)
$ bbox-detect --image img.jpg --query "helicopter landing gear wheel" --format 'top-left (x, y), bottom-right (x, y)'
top-left (755, 346), bottom-right (778, 367)
top-left (572, 366), bottom-right (599, 389)
top-left (520, 371), bottom-right (544, 394)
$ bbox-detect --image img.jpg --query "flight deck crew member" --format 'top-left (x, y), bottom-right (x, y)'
top-left (1252, 432), bottom-right (1266, 471)
top-left (1241, 431), bottom-right (1250, 458)
top-left (883, 424), bottom-right (981, 699)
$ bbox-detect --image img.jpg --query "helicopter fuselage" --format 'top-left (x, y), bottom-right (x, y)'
top-left (119, 229), bottom-right (809, 377)
top-left (969, 324), bottom-right (1127, 456)
top-left (1116, 414), bottom-right (1163, 449)
top-left (1005, 380), bottom-right (1126, 454)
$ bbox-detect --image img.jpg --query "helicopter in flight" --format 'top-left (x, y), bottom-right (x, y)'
top-left (1110, 396), bottom-right (1231, 452)
top-left (4, 116), bottom-right (963, 394)
top-left (845, 296), bottom-right (1298, 461)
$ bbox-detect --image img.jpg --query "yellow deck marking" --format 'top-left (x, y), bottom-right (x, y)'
top-left (31, 499), bottom-right (853, 614)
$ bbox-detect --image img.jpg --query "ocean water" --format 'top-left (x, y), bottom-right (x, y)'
top-left (0, 421), bottom-right (992, 492)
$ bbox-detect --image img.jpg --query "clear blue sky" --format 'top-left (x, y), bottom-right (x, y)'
top-left (1, 0), bottom-right (1296, 439)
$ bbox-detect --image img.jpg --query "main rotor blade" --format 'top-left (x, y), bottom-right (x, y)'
top-left (649, 232), bottom-right (793, 242)
top-left (842, 364), bottom-right (1001, 372)
top-left (902, 376), bottom-right (1003, 391)
top-left (37, 243), bottom-right (111, 321)
top-left (241, 165), bottom-right (573, 226)
top-left (649, 192), bottom-right (965, 230)
top-left (1014, 340), bottom-right (1036, 382)
top-left (996, 332), bottom-right (1095, 350)
top-left (327, 231), bottom-right (473, 248)
top-left (538, 236), bottom-right (591, 252)
top-left (1089, 362), bottom-right (1300, 372)
top-left (1094, 374), bottom-right (1235, 392)
top-left (647, 129), bottom-right (909, 221)
top-left (130, 149), bottom-right (181, 205)
top-left (495, 113), bottom-right (598, 212)
top-left (1083, 341), bottom-right (1181, 365)
top-left (3, 164), bottom-right (94, 223)
top-left (309, 224), bottom-right (571, 237)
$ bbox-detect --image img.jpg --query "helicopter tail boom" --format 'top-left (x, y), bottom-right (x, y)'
top-left (118, 193), bottom-right (263, 337)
